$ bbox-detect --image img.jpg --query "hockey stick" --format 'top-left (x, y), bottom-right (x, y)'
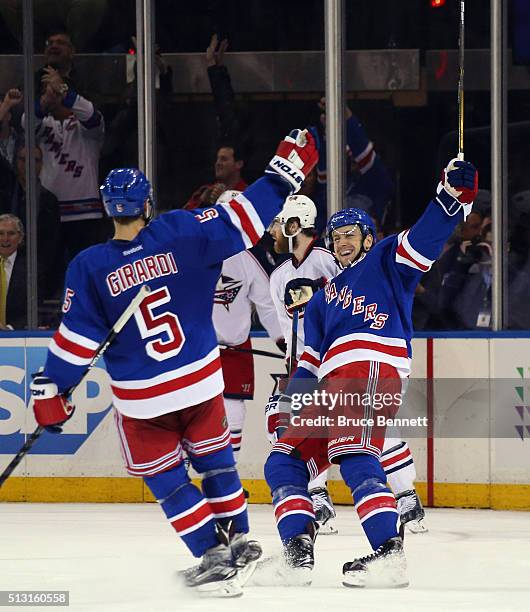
top-left (289, 309), bottom-right (299, 376)
top-left (219, 344), bottom-right (284, 360)
top-left (0, 284), bottom-right (151, 488)
top-left (457, 0), bottom-right (465, 161)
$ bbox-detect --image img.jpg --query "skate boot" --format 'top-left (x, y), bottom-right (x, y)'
top-left (178, 521), bottom-right (245, 597)
top-left (342, 537), bottom-right (408, 588)
top-left (231, 532), bottom-right (263, 585)
top-left (310, 487), bottom-right (338, 535)
top-left (250, 522), bottom-right (317, 587)
top-left (396, 489), bottom-right (428, 534)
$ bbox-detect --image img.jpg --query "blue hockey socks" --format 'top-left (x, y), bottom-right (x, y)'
top-left (265, 451), bottom-right (315, 543)
top-left (190, 445), bottom-right (249, 534)
top-left (340, 453), bottom-right (399, 550)
top-left (144, 462), bottom-right (217, 558)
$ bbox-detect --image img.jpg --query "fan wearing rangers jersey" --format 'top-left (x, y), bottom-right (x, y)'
top-left (23, 66), bottom-right (106, 294)
top-left (213, 190), bottom-right (283, 462)
top-left (268, 195), bottom-right (339, 534)
top-left (260, 159), bottom-right (478, 588)
top-left (29, 128), bottom-right (319, 597)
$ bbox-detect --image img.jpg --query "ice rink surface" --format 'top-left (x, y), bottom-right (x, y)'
top-left (1, 503), bottom-right (529, 612)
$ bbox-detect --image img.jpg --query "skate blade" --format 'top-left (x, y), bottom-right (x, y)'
top-left (406, 520), bottom-right (428, 534)
top-left (247, 556), bottom-right (312, 587)
top-left (343, 577), bottom-right (409, 589)
top-left (195, 576), bottom-right (243, 598)
top-left (317, 521), bottom-right (338, 536)
top-left (343, 554), bottom-right (409, 589)
top-left (236, 559), bottom-right (258, 586)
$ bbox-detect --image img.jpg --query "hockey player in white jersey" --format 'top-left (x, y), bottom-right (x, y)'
top-left (213, 190), bottom-right (284, 463)
top-left (268, 195), bottom-right (338, 533)
top-left (29, 129), bottom-right (319, 597)
top-left (260, 159), bottom-right (478, 588)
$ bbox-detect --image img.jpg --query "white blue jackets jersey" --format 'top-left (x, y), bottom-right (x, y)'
top-left (43, 177), bottom-right (290, 418)
top-left (269, 240), bottom-right (339, 359)
top-left (295, 199), bottom-right (466, 381)
top-left (213, 250), bottom-right (282, 347)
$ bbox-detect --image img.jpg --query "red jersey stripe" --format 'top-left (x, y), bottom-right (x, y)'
top-left (323, 339), bottom-right (408, 363)
top-left (111, 357), bottom-right (222, 400)
top-left (53, 330), bottom-right (96, 359)
top-left (396, 242), bottom-right (430, 272)
top-left (229, 199), bottom-right (261, 245)
top-left (299, 351), bottom-right (321, 368)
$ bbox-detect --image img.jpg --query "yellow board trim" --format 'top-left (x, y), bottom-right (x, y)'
top-left (1, 478), bottom-right (529, 510)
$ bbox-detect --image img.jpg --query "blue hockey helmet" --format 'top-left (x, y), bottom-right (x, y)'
top-left (100, 168), bottom-right (153, 219)
top-left (325, 207), bottom-right (377, 251)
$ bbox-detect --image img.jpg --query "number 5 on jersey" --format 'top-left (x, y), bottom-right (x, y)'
top-left (135, 286), bottom-right (185, 361)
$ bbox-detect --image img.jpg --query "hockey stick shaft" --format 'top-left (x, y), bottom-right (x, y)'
top-left (289, 309), bottom-right (299, 376)
top-left (457, 0), bottom-right (465, 160)
top-left (219, 345), bottom-right (284, 360)
top-left (0, 285), bottom-right (150, 488)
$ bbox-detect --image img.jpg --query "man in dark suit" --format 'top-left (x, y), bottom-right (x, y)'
top-left (0, 213), bottom-right (26, 329)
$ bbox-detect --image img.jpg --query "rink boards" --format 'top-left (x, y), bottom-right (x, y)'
top-left (0, 333), bottom-right (529, 509)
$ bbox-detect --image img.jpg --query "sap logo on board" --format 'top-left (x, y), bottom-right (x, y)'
top-left (0, 347), bottom-right (113, 455)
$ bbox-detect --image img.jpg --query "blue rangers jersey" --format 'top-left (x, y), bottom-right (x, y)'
top-left (295, 198), bottom-right (467, 381)
top-left (43, 176), bottom-right (290, 418)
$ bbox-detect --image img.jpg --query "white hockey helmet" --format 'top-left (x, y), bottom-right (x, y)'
top-left (216, 189), bottom-right (242, 204)
top-left (276, 195), bottom-right (317, 238)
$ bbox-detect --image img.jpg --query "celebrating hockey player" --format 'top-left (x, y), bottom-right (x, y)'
top-left (29, 129), bottom-right (318, 597)
top-left (213, 190), bottom-right (284, 463)
top-left (267, 197), bottom-right (427, 534)
top-left (260, 159), bottom-right (478, 588)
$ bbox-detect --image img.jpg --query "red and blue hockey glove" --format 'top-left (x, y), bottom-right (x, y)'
top-left (265, 394), bottom-right (291, 444)
top-left (266, 128), bottom-right (319, 194)
top-left (436, 159), bottom-right (478, 218)
top-left (31, 375), bottom-right (75, 433)
top-left (284, 277), bottom-right (326, 314)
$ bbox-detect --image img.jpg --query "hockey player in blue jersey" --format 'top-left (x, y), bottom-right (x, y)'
top-left (260, 158), bottom-right (478, 588)
top-left (29, 129), bottom-right (318, 598)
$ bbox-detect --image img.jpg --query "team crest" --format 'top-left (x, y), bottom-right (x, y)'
top-left (214, 275), bottom-right (243, 311)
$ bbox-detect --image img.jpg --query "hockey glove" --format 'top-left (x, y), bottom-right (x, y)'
top-left (265, 394), bottom-right (291, 444)
top-left (436, 159), bottom-right (478, 218)
top-left (31, 375), bottom-right (75, 433)
top-left (284, 277), bottom-right (326, 314)
top-left (266, 128), bottom-right (319, 194)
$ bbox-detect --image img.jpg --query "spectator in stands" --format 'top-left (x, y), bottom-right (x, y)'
top-left (312, 97), bottom-right (395, 233)
top-left (0, 141), bottom-right (60, 301)
top-left (0, 2), bottom-right (107, 52)
top-left (0, 88), bottom-right (21, 171)
top-left (24, 44), bottom-right (106, 293)
top-left (0, 213), bottom-right (26, 330)
top-left (184, 35), bottom-right (249, 210)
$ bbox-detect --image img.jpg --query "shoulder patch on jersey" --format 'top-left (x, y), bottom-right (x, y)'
top-left (215, 274), bottom-right (243, 311)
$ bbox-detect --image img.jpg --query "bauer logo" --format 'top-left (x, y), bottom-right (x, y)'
top-left (0, 344), bottom-right (113, 455)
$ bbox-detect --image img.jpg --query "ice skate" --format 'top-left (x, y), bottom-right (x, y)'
top-left (310, 487), bottom-right (338, 535)
top-left (178, 542), bottom-right (242, 597)
top-left (342, 536), bottom-right (409, 588)
top-left (231, 532), bottom-right (263, 585)
top-left (396, 489), bottom-right (428, 534)
top-left (249, 522), bottom-right (317, 587)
